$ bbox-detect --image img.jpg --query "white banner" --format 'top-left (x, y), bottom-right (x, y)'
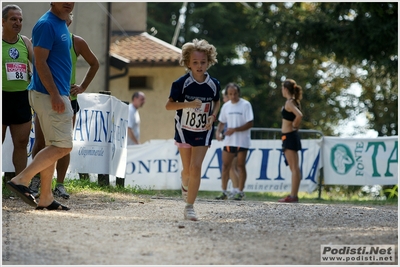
top-left (322, 136), bottom-right (398, 185)
top-left (69, 93), bottom-right (128, 177)
top-left (2, 119), bottom-right (35, 172)
top-left (124, 140), bottom-right (182, 189)
top-left (124, 138), bottom-right (322, 193)
top-left (2, 93), bottom-right (128, 178)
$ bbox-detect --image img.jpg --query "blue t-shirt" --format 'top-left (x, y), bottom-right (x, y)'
top-left (28, 11), bottom-right (71, 96)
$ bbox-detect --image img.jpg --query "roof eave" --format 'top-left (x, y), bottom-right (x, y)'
top-left (128, 61), bottom-right (181, 67)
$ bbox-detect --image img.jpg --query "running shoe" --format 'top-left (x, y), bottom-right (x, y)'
top-left (215, 192), bottom-right (228, 200)
top-left (233, 192), bottom-right (245, 201)
top-left (28, 175), bottom-right (41, 198)
top-left (54, 184), bottom-right (70, 199)
top-left (228, 191), bottom-right (236, 200)
top-left (184, 205), bottom-right (198, 221)
top-left (278, 195), bottom-right (299, 203)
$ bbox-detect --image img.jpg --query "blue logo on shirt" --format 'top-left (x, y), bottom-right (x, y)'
top-left (8, 47), bottom-right (19, 59)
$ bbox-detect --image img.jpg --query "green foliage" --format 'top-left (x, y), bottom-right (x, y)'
top-left (280, 3), bottom-right (398, 74)
top-left (147, 2), bottom-right (398, 136)
top-left (2, 177), bottom-right (396, 205)
top-left (358, 68), bottom-right (398, 136)
top-left (66, 178), bottom-right (155, 195)
top-left (383, 185), bottom-right (398, 199)
top-left (1, 178), bottom-right (155, 199)
top-left (321, 184), bottom-right (399, 203)
top-left (147, 2), bottom-right (182, 42)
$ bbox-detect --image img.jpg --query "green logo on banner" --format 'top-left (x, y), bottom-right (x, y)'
top-left (331, 144), bottom-right (355, 175)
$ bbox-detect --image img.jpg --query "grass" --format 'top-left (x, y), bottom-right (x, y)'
top-left (2, 177), bottom-right (398, 206)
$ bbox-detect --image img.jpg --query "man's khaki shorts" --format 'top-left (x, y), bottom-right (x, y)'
top-left (29, 90), bottom-right (73, 148)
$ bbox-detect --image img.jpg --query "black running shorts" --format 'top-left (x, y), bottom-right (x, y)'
top-left (2, 90), bottom-right (32, 125)
top-left (281, 130), bottom-right (302, 151)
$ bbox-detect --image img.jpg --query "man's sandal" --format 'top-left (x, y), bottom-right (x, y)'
top-left (6, 181), bottom-right (38, 207)
top-left (36, 200), bottom-right (70, 211)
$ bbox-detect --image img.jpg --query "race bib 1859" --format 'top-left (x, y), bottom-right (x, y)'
top-left (181, 101), bottom-right (211, 132)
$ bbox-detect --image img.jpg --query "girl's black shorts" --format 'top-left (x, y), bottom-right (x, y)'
top-left (281, 130), bottom-right (302, 151)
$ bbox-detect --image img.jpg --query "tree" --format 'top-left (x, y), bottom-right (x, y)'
top-left (147, 2), bottom-right (183, 42)
top-left (262, 2), bottom-right (398, 136)
top-left (147, 2), bottom-right (398, 136)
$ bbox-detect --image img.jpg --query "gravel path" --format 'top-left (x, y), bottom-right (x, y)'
top-left (2, 192), bottom-right (398, 265)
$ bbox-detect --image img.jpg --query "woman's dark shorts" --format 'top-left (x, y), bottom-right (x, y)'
top-left (223, 146), bottom-right (248, 156)
top-left (281, 130), bottom-right (302, 151)
top-left (2, 90), bottom-right (32, 125)
top-left (71, 99), bottom-right (80, 114)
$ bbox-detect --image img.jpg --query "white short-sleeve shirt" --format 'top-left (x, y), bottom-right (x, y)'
top-left (218, 98), bottom-right (254, 148)
top-left (128, 103), bottom-right (140, 145)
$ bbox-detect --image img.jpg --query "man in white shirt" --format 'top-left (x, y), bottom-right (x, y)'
top-left (128, 91), bottom-right (145, 145)
top-left (215, 83), bottom-right (254, 201)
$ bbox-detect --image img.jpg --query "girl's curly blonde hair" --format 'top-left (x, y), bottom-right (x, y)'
top-left (179, 39), bottom-right (218, 71)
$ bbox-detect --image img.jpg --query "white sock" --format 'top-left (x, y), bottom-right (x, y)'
top-left (181, 184), bottom-right (188, 191)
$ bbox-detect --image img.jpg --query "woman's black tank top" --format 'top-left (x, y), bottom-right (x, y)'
top-left (281, 99), bottom-right (300, 121)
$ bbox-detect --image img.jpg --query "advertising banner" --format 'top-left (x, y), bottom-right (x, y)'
top-left (2, 93), bottom-right (128, 178)
top-left (2, 116), bottom-right (35, 172)
top-left (124, 138), bottom-right (322, 193)
top-left (322, 137), bottom-right (398, 185)
top-left (69, 93), bottom-right (128, 177)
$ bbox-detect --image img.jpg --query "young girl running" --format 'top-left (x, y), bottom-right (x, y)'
top-left (165, 39), bottom-right (221, 221)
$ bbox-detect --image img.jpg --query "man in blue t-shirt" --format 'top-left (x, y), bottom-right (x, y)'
top-left (6, 2), bottom-right (75, 211)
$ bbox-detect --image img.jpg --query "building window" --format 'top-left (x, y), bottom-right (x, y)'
top-left (129, 76), bottom-right (152, 90)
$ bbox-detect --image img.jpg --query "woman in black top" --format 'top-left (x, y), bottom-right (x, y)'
top-left (279, 79), bottom-right (303, 203)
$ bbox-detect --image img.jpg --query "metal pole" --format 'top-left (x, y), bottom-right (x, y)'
top-left (317, 168), bottom-right (324, 200)
top-left (171, 2), bottom-right (187, 46)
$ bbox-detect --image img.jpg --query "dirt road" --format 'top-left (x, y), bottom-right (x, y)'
top-left (2, 191), bottom-right (398, 265)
